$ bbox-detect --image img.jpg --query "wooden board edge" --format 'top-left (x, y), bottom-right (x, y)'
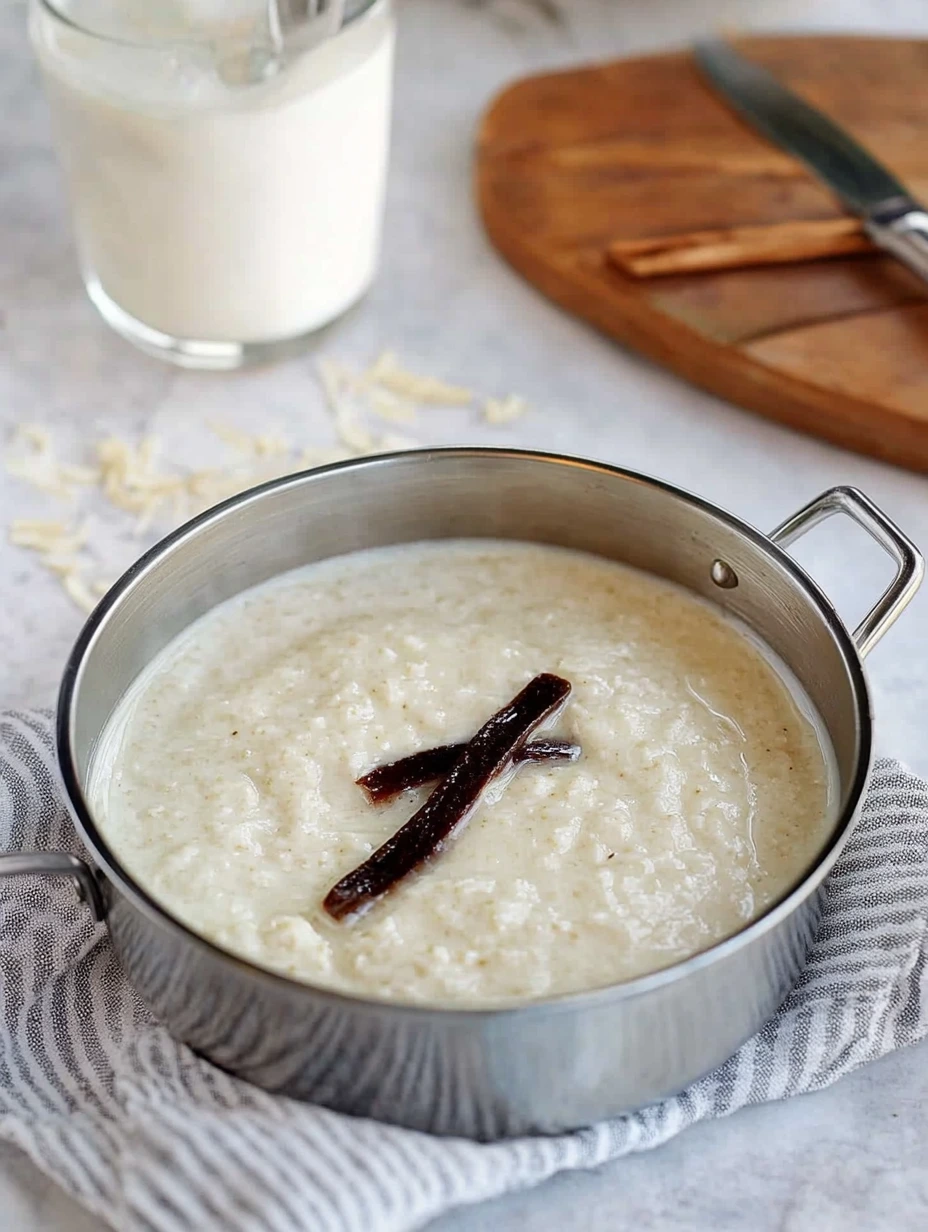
top-left (475, 164), bottom-right (928, 473)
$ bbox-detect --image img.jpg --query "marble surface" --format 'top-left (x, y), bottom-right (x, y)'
top-left (1, 0), bottom-right (928, 1228)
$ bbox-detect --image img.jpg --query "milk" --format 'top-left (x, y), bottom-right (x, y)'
top-left (31, 1), bottom-right (395, 356)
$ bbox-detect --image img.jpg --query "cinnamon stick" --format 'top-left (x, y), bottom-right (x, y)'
top-left (323, 674), bottom-right (572, 922)
top-left (357, 738), bottom-right (581, 804)
top-left (608, 217), bottom-right (872, 279)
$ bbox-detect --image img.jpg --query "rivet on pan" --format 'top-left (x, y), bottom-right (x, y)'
top-left (711, 559), bottom-right (739, 589)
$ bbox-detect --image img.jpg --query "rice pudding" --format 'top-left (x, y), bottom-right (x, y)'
top-left (90, 540), bottom-right (833, 1006)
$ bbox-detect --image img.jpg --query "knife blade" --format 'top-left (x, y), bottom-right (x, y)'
top-left (694, 38), bottom-right (928, 285)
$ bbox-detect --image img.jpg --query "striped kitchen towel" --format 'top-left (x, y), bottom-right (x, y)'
top-left (2, 708), bottom-right (928, 1232)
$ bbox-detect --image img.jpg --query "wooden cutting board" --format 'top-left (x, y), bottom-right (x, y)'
top-left (476, 35), bottom-right (928, 472)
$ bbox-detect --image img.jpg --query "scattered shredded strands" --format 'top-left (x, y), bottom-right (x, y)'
top-left (58, 463), bottom-right (100, 484)
top-left (8, 517), bottom-right (67, 532)
top-left (253, 433), bottom-right (290, 457)
top-left (63, 572), bottom-right (97, 614)
top-left (378, 433), bottom-right (421, 452)
top-left (365, 350), bottom-right (474, 406)
top-left (184, 463), bottom-right (284, 510)
top-left (8, 519), bottom-right (87, 554)
top-left (96, 436), bottom-right (182, 523)
top-left (335, 404), bottom-right (377, 454)
top-left (366, 386), bottom-right (417, 424)
top-left (5, 348), bottom-right (531, 614)
top-left (5, 426), bottom-right (99, 499)
top-left (313, 348), bottom-right (532, 462)
top-left (208, 421), bottom-right (261, 454)
top-left (484, 394), bottom-right (528, 425)
top-left (6, 517), bottom-right (102, 613)
top-left (209, 421), bottom-right (291, 458)
top-left (316, 356), bottom-right (358, 413)
top-left (8, 519), bottom-right (77, 548)
top-left (97, 425), bottom-right (315, 532)
top-left (42, 555), bottom-right (83, 578)
top-left (315, 355), bottom-right (422, 454)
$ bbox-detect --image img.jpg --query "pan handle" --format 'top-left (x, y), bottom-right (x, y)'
top-left (0, 852), bottom-right (105, 922)
top-left (770, 486), bottom-right (924, 659)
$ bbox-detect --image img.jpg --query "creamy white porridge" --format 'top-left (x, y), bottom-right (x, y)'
top-left (90, 541), bottom-right (833, 1006)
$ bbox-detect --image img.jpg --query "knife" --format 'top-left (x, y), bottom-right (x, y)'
top-left (694, 38), bottom-right (928, 284)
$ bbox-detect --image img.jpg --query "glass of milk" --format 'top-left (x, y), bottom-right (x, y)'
top-left (30, 1), bottom-right (395, 368)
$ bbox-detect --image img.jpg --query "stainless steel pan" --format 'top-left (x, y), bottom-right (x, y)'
top-left (1, 449), bottom-right (922, 1138)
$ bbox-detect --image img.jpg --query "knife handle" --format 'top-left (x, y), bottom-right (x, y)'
top-left (865, 200), bottom-right (928, 285)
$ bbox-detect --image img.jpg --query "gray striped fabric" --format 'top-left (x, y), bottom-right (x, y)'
top-left (2, 709), bottom-right (928, 1232)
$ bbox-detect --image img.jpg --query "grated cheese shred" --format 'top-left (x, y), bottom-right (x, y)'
top-left (484, 394), bottom-right (528, 425)
top-left (5, 348), bottom-right (528, 613)
top-left (365, 350), bottom-right (474, 405)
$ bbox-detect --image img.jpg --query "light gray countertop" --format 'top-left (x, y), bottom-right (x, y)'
top-left (2, 0), bottom-right (927, 1228)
